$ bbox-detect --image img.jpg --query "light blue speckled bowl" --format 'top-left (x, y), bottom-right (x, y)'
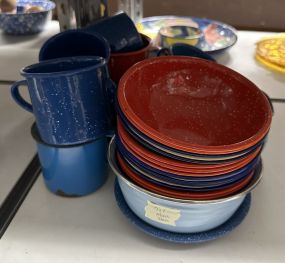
top-left (0, 0), bottom-right (55, 35)
top-left (108, 138), bottom-right (262, 233)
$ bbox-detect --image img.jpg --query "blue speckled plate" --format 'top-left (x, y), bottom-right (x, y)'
top-left (114, 179), bottom-right (251, 244)
top-left (136, 16), bottom-right (238, 54)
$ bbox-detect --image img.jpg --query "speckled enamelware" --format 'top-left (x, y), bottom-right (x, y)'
top-left (117, 153), bottom-right (255, 200)
top-left (116, 134), bottom-right (261, 184)
top-left (108, 138), bottom-right (262, 233)
top-left (117, 118), bottom-right (263, 171)
top-left (117, 130), bottom-right (261, 176)
top-left (114, 179), bottom-right (251, 243)
top-left (117, 112), bottom-right (266, 166)
top-left (116, 116), bottom-right (261, 171)
top-left (116, 84), bottom-right (267, 162)
top-left (11, 56), bottom-right (114, 145)
top-left (31, 124), bottom-right (108, 197)
top-left (136, 16), bottom-right (238, 54)
top-left (117, 149), bottom-right (257, 192)
top-left (39, 29), bottom-right (111, 62)
top-left (84, 12), bottom-right (143, 53)
top-left (0, 0), bottom-right (55, 35)
top-left (118, 56), bottom-right (272, 155)
top-left (109, 34), bottom-right (151, 84)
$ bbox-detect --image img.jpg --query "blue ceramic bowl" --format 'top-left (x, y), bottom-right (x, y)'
top-left (0, 0), bottom-right (55, 35)
top-left (31, 123), bottom-right (108, 197)
top-left (108, 137), bottom-right (262, 233)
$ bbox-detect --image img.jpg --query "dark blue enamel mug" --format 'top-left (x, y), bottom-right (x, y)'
top-left (11, 56), bottom-right (115, 145)
top-left (84, 12), bottom-right (144, 53)
top-left (31, 124), bottom-right (108, 197)
top-left (39, 29), bottom-right (111, 62)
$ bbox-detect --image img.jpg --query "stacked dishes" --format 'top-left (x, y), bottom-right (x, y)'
top-left (108, 56), bottom-right (273, 234)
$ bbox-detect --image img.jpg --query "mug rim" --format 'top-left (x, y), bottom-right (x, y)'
top-left (39, 29), bottom-right (111, 61)
top-left (21, 56), bottom-right (107, 78)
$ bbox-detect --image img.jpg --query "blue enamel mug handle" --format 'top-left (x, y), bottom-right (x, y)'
top-left (11, 80), bottom-right (33, 113)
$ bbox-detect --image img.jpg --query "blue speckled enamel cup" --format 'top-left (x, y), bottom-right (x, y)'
top-left (31, 124), bottom-right (108, 197)
top-left (11, 56), bottom-right (115, 145)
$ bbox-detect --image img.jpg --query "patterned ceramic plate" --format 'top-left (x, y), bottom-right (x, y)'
top-left (136, 16), bottom-right (238, 54)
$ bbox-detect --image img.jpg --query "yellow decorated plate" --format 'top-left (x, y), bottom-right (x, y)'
top-left (256, 37), bottom-right (285, 68)
top-left (255, 53), bottom-right (285, 74)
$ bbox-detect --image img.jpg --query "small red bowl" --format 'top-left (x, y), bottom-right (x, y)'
top-left (118, 56), bottom-right (272, 155)
top-left (117, 119), bottom-right (261, 175)
top-left (117, 152), bottom-right (254, 200)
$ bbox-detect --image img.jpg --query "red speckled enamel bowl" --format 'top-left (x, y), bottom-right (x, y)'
top-left (118, 56), bottom-right (272, 155)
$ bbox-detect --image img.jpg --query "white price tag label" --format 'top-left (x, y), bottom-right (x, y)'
top-left (144, 201), bottom-right (181, 226)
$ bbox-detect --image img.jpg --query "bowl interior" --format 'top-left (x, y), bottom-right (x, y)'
top-left (119, 57), bottom-right (271, 149)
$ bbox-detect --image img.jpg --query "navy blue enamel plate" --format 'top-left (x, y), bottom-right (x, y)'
top-left (114, 179), bottom-right (251, 244)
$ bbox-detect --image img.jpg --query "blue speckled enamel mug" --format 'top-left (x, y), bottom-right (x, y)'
top-left (11, 56), bottom-right (115, 145)
top-left (31, 124), bottom-right (108, 197)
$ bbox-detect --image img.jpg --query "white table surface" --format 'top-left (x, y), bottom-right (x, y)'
top-left (0, 30), bottom-right (285, 262)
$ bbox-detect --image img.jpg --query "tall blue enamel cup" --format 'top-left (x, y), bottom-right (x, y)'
top-left (11, 56), bottom-right (115, 145)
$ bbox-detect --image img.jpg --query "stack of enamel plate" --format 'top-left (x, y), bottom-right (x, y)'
top-left (114, 56), bottom-right (272, 201)
top-left (108, 56), bottom-right (273, 235)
